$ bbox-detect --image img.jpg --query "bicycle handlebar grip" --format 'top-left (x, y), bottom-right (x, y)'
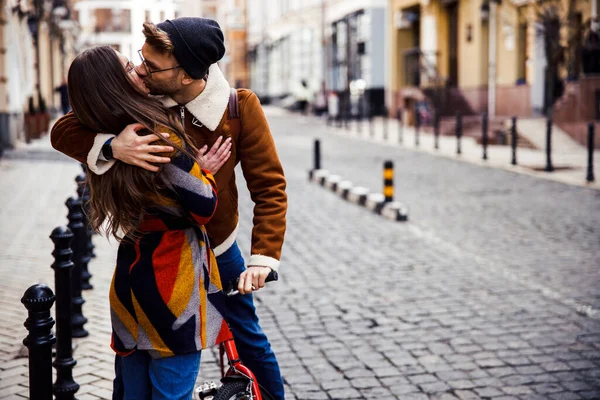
top-left (265, 271), bottom-right (278, 283)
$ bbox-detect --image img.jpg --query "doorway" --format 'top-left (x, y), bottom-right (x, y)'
top-left (447, 1), bottom-right (459, 87)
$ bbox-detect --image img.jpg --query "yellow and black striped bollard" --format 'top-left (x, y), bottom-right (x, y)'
top-left (383, 161), bottom-right (394, 203)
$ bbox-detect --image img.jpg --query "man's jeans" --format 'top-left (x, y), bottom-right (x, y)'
top-left (121, 350), bottom-right (201, 399)
top-left (113, 242), bottom-right (285, 400)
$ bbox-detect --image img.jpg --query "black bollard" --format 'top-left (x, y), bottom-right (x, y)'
top-left (66, 197), bottom-right (89, 338)
top-left (415, 109), bottom-right (421, 147)
top-left (383, 106), bottom-right (389, 141)
top-left (545, 118), bottom-right (554, 172)
top-left (587, 122), bottom-right (595, 182)
top-left (314, 139), bottom-right (321, 171)
top-left (22, 284), bottom-right (56, 400)
top-left (482, 112), bottom-right (488, 160)
top-left (434, 111), bottom-right (440, 150)
top-left (383, 161), bottom-right (394, 202)
top-left (511, 116), bottom-right (518, 165)
top-left (50, 227), bottom-right (80, 399)
top-left (456, 112), bottom-right (462, 155)
top-left (397, 109), bottom-right (403, 145)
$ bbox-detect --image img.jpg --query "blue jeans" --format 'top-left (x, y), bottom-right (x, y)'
top-left (113, 242), bottom-right (284, 400)
top-left (121, 350), bottom-right (201, 400)
top-left (217, 242), bottom-right (285, 400)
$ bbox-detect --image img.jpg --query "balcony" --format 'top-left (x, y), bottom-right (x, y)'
top-left (403, 47), bottom-right (441, 88)
top-left (92, 9), bottom-right (131, 34)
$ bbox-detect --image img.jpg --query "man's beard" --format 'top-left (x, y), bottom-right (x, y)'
top-left (145, 81), bottom-right (177, 96)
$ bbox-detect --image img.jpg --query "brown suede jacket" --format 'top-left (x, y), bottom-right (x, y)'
top-left (51, 65), bottom-right (287, 270)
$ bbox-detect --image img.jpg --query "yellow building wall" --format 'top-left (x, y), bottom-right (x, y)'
top-left (495, 3), bottom-right (519, 86)
top-left (457, 0), bottom-right (481, 88)
top-left (0, 2), bottom-right (6, 112)
top-left (388, 0), bottom-right (420, 94)
top-left (420, 0), bottom-right (449, 83)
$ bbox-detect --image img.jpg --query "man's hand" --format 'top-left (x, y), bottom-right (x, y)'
top-left (197, 136), bottom-right (232, 174)
top-left (238, 266), bottom-right (271, 295)
top-left (111, 123), bottom-right (174, 172)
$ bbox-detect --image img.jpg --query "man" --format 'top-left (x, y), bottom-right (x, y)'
top-left (54, 79), bottom-right (70, 115)
top-left (51, 18), bottom-right (287, 399)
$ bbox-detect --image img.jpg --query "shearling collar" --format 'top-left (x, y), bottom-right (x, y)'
top-left (160, 63), bottom-right (231, 131)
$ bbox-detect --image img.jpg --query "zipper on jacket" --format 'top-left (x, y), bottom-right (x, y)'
top-left (179, 106), bottom-right (185, 128)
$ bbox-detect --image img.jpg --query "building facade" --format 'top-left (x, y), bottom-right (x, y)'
top-left (1, 0), bottom-right (78, 153)
top-left (73, 0), bottom-right (178, 62)
top-left (247, 0), bottom-right (387, 114)
top-left (176, 0), bottom-right (250, 90)
top-left (389, 0), bottom-right (598, 134)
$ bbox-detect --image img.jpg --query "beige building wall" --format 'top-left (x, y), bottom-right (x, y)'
top-left (0, 0), bottom-right (7, 113)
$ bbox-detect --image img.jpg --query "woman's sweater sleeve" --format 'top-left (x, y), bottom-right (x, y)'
top-left (162, 155), bottom-right (218, 226)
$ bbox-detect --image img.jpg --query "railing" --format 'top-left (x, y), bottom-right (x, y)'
top-left (403, 48), bottom-right (445, 88)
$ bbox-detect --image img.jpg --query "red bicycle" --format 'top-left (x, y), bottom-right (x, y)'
top-left (195, 272), bottom-right (278, 400)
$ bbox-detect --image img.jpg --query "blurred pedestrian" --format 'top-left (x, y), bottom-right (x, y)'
top-left (55, 79), bottom-right (70, 115)
top-left (295, 79), bottom-right (312, 115)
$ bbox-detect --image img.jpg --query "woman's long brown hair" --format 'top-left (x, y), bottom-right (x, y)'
top-left (68, 45), bottom-right (197, 241)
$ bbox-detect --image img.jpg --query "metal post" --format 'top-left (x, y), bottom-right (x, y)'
top-left (22, 284), bottom-right (56, 400)
top-left (383, 160), bottom-right (394, 202)
top-left (397, 109), bottom-right (403, 145)
top-left (50, 227), bottom-right (79, 399)
top-left (434, 111), bottom-right (440, 150)
top-left (545, 118), bottom-right (554, 172)
top-left (456, 112), bottom-right (462, 155)
top-left (415, 109), bottom-right (420, 147)
top-left (587, 122), bottom-right (595, 182)
top-left (314, 139), bottom-right (321, 171)
top-left (66, 197), bottom-right (89, 338)
top-left (482, 112), bottom-right (488, 160)
top-left (382, 106), bottom-right (389, 141)
top-left (511, 116), bottom-right (517, 165)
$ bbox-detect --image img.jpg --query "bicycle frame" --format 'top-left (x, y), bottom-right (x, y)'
top-left (219, 337), bottom-right (263, 400)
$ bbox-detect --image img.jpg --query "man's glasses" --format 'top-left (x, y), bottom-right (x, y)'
top-left (137, 50), bottom-right (182, 78)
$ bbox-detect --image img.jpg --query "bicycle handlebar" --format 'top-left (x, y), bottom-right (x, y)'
top-left (225, 271), bottom-right (278, 297)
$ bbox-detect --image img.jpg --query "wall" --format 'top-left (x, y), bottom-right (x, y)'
top-left (369, 7), bottom-right (386, 88)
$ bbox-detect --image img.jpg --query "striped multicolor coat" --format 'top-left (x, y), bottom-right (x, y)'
top-left (109, 136), bottom-right (231, 359)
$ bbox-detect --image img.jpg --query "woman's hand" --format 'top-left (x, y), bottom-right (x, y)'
top-left (197, 136), bottom-right (232, 174)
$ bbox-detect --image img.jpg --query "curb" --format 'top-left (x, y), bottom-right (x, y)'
top-left (308, 169), bottom-right (409, 222)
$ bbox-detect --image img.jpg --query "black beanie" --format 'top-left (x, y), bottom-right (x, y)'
top-left (157, 17), bottom-right (225, 79)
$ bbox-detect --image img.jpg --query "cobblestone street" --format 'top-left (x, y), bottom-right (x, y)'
top-left (1, 109), bottom-right (599, 399)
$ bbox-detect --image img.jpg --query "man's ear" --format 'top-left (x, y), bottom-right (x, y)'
top-left (181, 71), bottom-right (194, 86)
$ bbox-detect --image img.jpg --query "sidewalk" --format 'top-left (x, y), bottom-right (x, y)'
top-left (290, 110), bottom-right (600, 190)
top-left (0, 133), bottom-right (117, 399)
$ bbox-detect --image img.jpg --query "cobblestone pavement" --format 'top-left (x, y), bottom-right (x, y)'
top-left (0, 110), bottom-right (599, 400)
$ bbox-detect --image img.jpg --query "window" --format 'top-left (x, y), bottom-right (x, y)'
top-left (93, 9), bottom-right (131, 33)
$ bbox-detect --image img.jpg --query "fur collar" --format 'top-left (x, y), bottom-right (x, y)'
top-left (160, 63), bottom-right (231, 131)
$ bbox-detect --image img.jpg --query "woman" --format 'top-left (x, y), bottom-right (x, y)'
top-left (67, 45), bottom-right (231, 399)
